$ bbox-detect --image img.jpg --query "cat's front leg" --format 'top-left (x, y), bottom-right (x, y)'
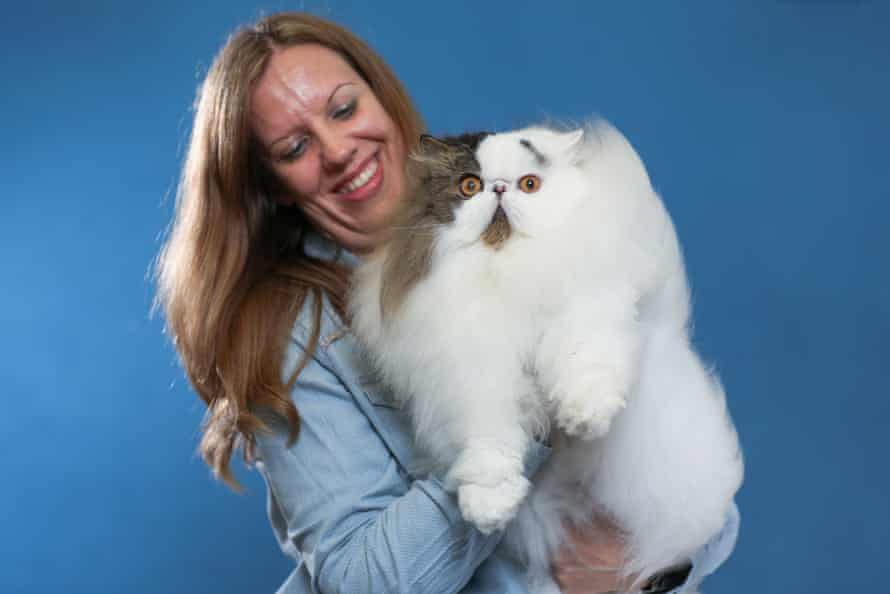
top-left (446, 433), bottom-right (531, 534)
top-left (537, 289), bottom-right (641, 440)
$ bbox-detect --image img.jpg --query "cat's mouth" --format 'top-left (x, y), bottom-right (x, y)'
top-left (480, 206), bottom-right (512, 249)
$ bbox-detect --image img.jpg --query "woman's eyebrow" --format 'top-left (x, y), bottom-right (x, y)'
top-left (327, 82), bottom-right (356, 105)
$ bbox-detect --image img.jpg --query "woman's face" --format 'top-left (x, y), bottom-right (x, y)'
top-left (250, 44), bottom-right (407, 253)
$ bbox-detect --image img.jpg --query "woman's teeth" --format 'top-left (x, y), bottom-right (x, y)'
top-left (340, 158), bottom-right (378, 193)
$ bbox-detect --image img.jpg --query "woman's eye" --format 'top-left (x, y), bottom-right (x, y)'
top-left (332, 99), bottom-right (357, 120)
top-left (281, 138), bottom-right (309, 162)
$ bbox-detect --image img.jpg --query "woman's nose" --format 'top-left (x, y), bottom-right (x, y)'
top-left (319, 127), bottom-right (356, 170)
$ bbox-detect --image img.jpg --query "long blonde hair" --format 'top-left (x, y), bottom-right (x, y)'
top-left (155, 12), bottom-right (424, 489)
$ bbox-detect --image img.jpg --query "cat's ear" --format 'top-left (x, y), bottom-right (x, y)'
top-left (559, 129), bottom-right (585, 153)
top-left (417, 134), bottom-right (451, 154)
top-left (412, 134), bottom-right (455, 173)
top-left (553, 129), bottom-right (585, 164)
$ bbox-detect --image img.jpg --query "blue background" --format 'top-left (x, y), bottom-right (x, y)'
top-left (2, 1), bottom-right (887, 592)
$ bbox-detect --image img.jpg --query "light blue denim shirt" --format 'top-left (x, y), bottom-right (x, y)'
top-left (254, 235), bottom-right (740, 594)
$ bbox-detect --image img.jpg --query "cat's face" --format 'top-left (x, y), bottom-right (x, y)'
top-left (408, 127), bottom-right (586, 254)
top-left (376, 127), bottom-right (585, 318)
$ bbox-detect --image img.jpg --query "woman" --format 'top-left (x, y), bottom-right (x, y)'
top-left (156, 12), bottom-right (739, 594)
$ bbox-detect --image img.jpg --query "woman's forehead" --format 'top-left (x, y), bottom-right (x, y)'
top-left (250, 44), bottom-right (361, 144)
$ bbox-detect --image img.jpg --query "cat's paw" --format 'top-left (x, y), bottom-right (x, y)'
top-left (552, 366), bottom-right (627, 439)
top-left (458, 475), bottom-right (530, 534)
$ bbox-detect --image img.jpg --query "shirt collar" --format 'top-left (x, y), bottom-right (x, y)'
top-left (303, 229), bottom-right (361, 269)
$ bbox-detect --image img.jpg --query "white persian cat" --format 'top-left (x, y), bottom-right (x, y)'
top-left (349, 121), bottom-right (743, 593)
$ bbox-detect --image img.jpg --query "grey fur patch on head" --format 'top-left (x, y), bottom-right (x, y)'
top-left (519, 138), bottom-right (549, 166)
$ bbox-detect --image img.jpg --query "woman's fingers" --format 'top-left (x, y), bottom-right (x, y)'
top-left (551, 514), bottom-right (639, 594)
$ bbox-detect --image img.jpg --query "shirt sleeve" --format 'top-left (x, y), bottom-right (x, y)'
top-left (667, 502), bottom-right (740, 593)
top-left (255, 327), bottom-right (551, 594)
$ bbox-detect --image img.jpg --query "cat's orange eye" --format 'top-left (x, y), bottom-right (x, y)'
top-left (458, 175), bottom-right (483, 198)
top-left (518, 175), bottom-right (541, 193)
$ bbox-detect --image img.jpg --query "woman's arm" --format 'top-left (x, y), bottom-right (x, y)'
top-left (255, 322), bottom-right (550, 594)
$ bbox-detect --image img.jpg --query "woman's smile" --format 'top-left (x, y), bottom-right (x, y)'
top-left (333, 152), bottom-right (383, 201)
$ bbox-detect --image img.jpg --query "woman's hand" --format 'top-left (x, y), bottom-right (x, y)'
top-left (551, 513), bottom-right (638, 594)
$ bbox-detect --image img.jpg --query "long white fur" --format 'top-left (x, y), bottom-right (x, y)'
top-left (349, 121), bottom-right (743, 592)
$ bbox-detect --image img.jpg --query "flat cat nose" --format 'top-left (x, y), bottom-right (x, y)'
top-left (493, 182), bottom-right (507, 196)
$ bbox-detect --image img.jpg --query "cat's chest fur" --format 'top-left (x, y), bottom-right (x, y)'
top-left (398, 239), bottom-right (576, 352)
